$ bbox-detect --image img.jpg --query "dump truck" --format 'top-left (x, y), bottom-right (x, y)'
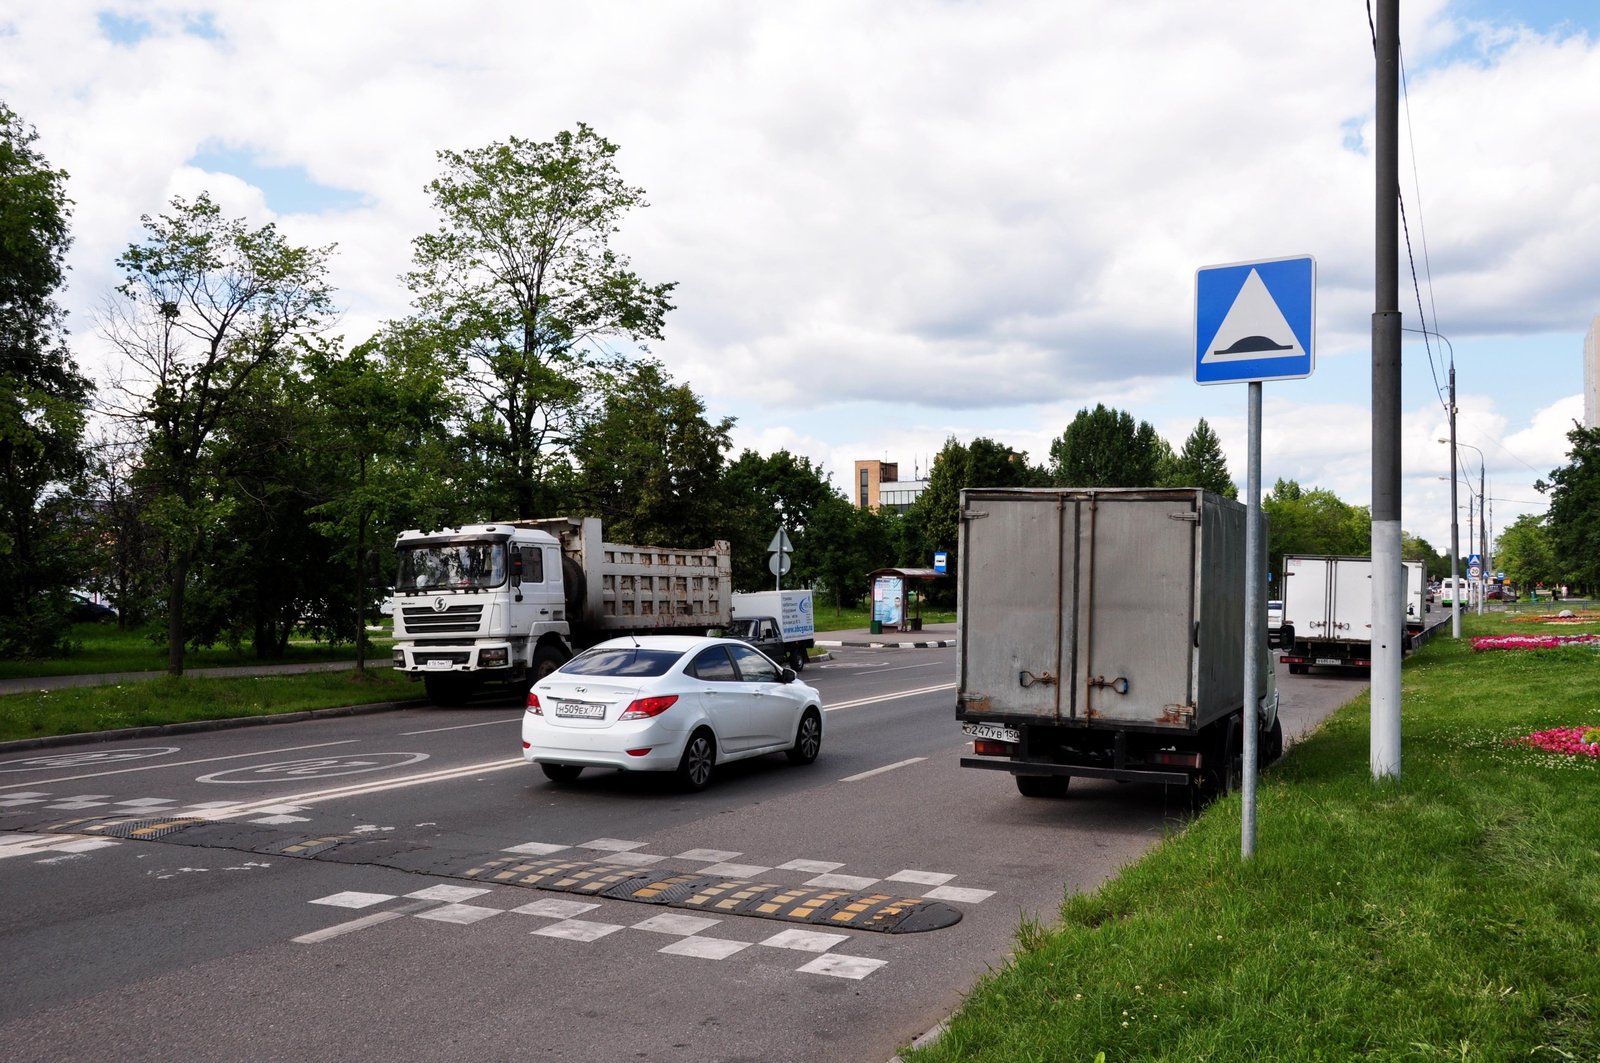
top-left (391, 517), bottom-right (731, 704)
top-left (957, 487), bottom-right (1280, 798)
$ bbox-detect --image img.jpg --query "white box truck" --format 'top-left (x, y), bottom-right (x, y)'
top-left (957, 488), bottom-right (1281, 798)
top-left (1278, 556), bottom-right (1427, 673)
top-left (729, 590), bottom-right (816, 671)
top-left (391, 517), bottom-right (731, 704)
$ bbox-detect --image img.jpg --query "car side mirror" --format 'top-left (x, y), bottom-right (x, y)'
top-left (779, 667), bottom-right (797, 683)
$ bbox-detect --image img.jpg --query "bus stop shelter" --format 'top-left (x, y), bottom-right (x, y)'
top-left (866, 567), bottom-right (945, 633)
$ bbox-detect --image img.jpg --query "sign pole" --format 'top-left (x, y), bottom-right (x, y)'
top-left (1241, 382), bottom-right (1262, 858)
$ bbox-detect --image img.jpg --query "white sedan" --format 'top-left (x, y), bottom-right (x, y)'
top-left (521, 635), bottom-right (824, 791)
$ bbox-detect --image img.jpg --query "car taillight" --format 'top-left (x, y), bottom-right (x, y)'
top-left (527, 693), bottom-right (543, 715)
top-left (619, 695), bottom-right (678, 721)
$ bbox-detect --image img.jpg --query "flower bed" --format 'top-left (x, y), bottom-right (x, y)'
top-left (1505, 726), bottom-right (1600, 758)
top-left (1470, 634), bottom-right (1600, 651)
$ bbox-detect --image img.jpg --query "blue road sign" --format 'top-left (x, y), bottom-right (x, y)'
top-left (1468, 553), bottom-right (1482, 569)
top-left (1194, 255), bottom-right (1316, 384)
top-left (933, 551), bottom-right (948, 574)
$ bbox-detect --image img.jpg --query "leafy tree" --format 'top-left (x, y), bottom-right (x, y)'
top-left (903, 436), bottom-right (1041, 594)
top-left (1163, 418), bottom-right (1237, 498)
top-left (1493, 513), bottom-right (1558, 592)
top-left (1263, 478), bottom-right (1370, 577)
top-left (570, 361), bottom-right (732, 547)
top-left (407, 125), bottom-right (675, 519)
top-left (101, 193), bottom-right (336, 674)
top-left (1048, 404), bottom-right (1167, 487)
top-left (1536, 422), bottom-right (1600, 593)
top-left (0, 103), bottom-right (93, 656)
top-left (718, 449), bottom-right (841, 591)
top-left (304, 327), bottom-right (461, 671)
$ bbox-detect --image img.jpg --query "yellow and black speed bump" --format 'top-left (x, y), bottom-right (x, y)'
top-left (46, 814), bottom-right (209, 841)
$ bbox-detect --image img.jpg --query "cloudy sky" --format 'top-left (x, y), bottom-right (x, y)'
top-left (5, 0), bottom-right (1599, 559)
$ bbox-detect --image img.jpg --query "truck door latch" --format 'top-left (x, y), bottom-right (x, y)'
top-left (1087, 675), bottom-right (1131, 695)
top-left (1018, 670), bottom-right (1057, 688)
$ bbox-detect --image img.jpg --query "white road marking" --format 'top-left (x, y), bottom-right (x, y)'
top-left (293, 911), bottom-right (404, 944)
top-left (400, 716), bottom-right (523, 736)
top-left (0, 741), bottom-right (361, 791)
top-left (824, 683), bottom-right (955, 712)
top-left (207, 757), bottom-right (526, 815)
top-left (839, 757), bottom-right (926, 782)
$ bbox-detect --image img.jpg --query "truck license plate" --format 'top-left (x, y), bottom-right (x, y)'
top-left (553, 700), bottom-right (606, 720)
top-left (1316, 658), bottom-right (1341, 666)
top-left (962, 721), bottom-right (1020, 744)
top-left (422, 659), bottom-right (452, 671)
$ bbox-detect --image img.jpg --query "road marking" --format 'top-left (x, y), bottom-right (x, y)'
top-left (400, 717), bottom-right (522, 736)
top-left (0, 741), bottom-right (363, 791)
top-left (870, 661), bottom-right (955, 676)
top-left (293, 910), bottom-right (404, 944)
top-left (824, 683), bottom-right (955, 712)
top-left (838, 757), bottom-right (926, 782)
top-left (214, 757), bottom-right (527, 815)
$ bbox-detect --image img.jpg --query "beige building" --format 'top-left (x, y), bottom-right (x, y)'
top-left (853, 460), bottom-right (929, 513)
top-left (1586, 314), bottom-right (1600, 428)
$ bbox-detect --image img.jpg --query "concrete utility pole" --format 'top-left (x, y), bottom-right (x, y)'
top-left (1371, 0), bottom-right (1403, 781)
top-left (1446, 368), bottom-right (1461, 637)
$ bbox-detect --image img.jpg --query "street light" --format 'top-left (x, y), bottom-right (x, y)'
top-left (1439, 438), bottom-right (1487, 616)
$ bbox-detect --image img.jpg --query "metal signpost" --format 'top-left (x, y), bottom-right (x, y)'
top-left (769, 527), bottom-right (792, 589)
top-left (1195, 254), bottom-right (1315, 859)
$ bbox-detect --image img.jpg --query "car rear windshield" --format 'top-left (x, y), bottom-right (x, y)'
top-left (560, 647), bottom-right (683, 677)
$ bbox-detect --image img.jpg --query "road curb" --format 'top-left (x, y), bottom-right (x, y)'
top-left (0, 698), bottom-right (427, 755)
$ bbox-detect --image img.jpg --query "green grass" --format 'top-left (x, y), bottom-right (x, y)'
top-left (812, 603), bottom-right (957, 631)
top-left (0, 623), bottom-right (394, 680)
top-left (0, 668), bottom-right (421, 743)
top-left (907, 611), bottom-right (1600, 1062)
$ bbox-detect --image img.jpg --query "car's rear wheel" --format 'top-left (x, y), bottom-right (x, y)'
top-left (540, 763), bottom-right (583, 784)
top-left (676, 729), bottom-right (716, 792)
top-left (1015, 774), bottom-right (1070, 798)
top-left (787, 708), bottom-right (822, 764)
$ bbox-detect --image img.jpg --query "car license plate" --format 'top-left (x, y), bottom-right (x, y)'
top-left (1316, 658), bottom-right (1341, 666)
top-left (553, 700), bottom-right (606, 720)
top-left (962, 721), bottom-right (1020, 744)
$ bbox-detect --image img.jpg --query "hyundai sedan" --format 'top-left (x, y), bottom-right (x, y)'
top-left (521, 635), bottom-right (823, 791)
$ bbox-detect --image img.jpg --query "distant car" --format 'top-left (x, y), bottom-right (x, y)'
top-left (68, 592), bottom-right (116, 623)
top-left (1267, 600), bottom-right (1285, 647)
top-left (1486, 587), bottom-right (1518, 601)
top-left (521, 635), bottom-right (823, 791)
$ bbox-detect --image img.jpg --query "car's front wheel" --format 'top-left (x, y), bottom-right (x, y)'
top-left (676, 729), bottom-right (716, 792)
top-left (787, 708), bottom-right (822, 764)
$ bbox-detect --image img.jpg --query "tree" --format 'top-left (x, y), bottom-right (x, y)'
top-left (102, 193), bottom-right (336, 674)
top-left (1163, 418), bottom-right (1237, 498)
top-left (1537, 422), bottom-right (1600, 593)
top-left (718, 449), bottom-right (841, 591)
top-left (407, 125), bottom-right (675, 519)
top-left (570, 361), bottom-right (732, 547)
top-left (1048, 404), bottom-right (1167, 487)
top-left (1493, 514), bottom-right (1557, 592)
top-left (304, 327), bottom-right (461, 671)
top-left (903, 436), bottom-right (1041, 593)
top-left (1263, 479), bottom-right (1370, 577)
top-left (0, 103), bottom-right (93, 656)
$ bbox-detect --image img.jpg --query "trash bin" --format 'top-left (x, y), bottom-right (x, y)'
top-left (869, 619), bottom-right (882, 634)
top-left (909, 617), bottom-right (923, 632)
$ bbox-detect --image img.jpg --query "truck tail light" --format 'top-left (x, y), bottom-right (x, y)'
top-left (973, 740), bottom-right (1014, 756)
top-left (1149, 750), bottom-right (1201, 769)
top-left (620, 695), bottom-right (678, 721)
top-left (527, 693), bottom-right (543, 715)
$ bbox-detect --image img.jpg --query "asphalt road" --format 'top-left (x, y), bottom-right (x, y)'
top-left (0, 646), bottom-right (1363, 1063)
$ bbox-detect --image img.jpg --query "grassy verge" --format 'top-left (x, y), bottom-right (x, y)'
top-left (908, 611), bottom-right (1600, 1062)
top-left (0, 624), bottom-right (394, 680)
top-left (0, 668), bottom-right (421, 744)
top-left (812, 603), bottom-right (957, 631)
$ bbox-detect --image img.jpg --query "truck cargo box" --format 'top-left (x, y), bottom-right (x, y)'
top-left (957, 487), bottom-right (1268, 737)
